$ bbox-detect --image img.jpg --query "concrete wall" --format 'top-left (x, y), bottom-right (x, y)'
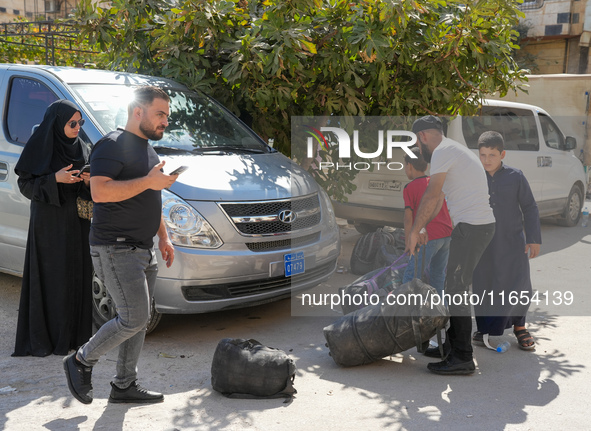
top-left (521, 39), bottom-right (569, 73)
top-left (520, 37), bottom-right (591, 74)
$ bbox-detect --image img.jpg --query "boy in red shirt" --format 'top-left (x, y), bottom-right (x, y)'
top-left (402, 147), bottom-right (453, 294)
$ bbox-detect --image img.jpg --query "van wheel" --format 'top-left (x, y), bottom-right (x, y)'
top-left (91, 271), bottom-right (162, 334)
top-left (557, 185), bottom-right (583, 227)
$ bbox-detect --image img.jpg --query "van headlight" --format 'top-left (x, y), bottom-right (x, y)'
top-left (319, 188), bottom-right (337, 229)
top-left (161, 189), bottom-right (223, 248)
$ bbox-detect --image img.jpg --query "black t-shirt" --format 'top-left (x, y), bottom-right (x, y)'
top-left (89, 129), bottom-right (162, 248)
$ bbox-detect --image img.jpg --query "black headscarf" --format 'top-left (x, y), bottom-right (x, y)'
top-left (15, 99), bottom-right (90, 177)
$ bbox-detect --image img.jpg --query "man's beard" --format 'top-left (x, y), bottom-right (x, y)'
top-left (139, 118), bottom-right (165, 141)
top-left (419, 141), bottom-right (432, 163)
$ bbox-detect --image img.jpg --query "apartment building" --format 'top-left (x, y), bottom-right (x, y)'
top-left (519, 0), bottom-right (591, 73)
top-left (0, 0), bottom-right (82, 22)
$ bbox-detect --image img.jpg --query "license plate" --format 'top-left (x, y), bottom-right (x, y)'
top-left (284, 252), bottom-right (305, 277)
top-left (369, 180), bottom-right (402, 191)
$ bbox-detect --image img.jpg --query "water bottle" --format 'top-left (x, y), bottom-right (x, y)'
top-left (496, 341), bottom-right (510, 353)
top-left (582, 208), bottom-right (589, 227)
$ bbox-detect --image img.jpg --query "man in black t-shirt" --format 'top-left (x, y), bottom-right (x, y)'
top-left (88, 128), bottom-right (163, 248)
top-left (63, 86), bottom-right (179, 405)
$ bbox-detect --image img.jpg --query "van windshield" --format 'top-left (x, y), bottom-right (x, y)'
top-left (461, 106), bottom-right (540, 151)
top-left (70, 84), bottom-right (271, 153)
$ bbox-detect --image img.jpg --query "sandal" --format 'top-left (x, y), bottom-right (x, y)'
top-left (514, 329), bottom-right (535, 351)
top-left (472, 331), bottom-right (484, 345)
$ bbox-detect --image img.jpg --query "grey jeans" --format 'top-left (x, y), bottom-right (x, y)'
top-left (79, 245), bottom-right (158, 388)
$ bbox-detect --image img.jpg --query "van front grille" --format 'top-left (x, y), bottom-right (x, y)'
top-left (246, 232), bottom-right (321, 252)
top-left (221, 194), bottom-right (321, 236)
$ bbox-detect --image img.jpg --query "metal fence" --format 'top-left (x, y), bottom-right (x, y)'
top-left (0, 20), bottom-right (98, 65)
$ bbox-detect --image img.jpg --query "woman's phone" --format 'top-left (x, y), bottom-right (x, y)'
top-left (75, 165), bottom-right (90, 177)
top-left (170, 166), bottom-right (189, 175)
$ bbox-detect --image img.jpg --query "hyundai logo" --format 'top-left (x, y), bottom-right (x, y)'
top-left (278, 209), bottom-right (296, 224)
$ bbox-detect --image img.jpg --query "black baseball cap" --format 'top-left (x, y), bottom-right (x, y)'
top-left (412, 115), bottom-right (443, 134)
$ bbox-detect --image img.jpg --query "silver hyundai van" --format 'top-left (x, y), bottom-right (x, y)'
top-left (0, 64), bottom-right (340, 331)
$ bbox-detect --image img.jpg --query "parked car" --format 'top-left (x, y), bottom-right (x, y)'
top-left (0, 64), bottom-right (341, 332)
top-left (333, 99), bottom-right (587, 232)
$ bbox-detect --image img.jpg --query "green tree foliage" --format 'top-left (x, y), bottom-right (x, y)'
top-left (75, 0), bottom-right (526, 198)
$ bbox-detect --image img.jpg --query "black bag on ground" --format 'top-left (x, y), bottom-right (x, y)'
top-left (324, 277), bottom-right (448, 367)
top-left (211, 338), bottom-right (297, 399)
top-left (350, 228), bottom-right (396, 275)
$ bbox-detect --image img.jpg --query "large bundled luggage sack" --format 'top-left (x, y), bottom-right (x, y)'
top-left (324, 277), bottom-right (448, 367)
top-left (211, 338), bottom-right (297, 400)
top-left (340, 252), bottom-right (408, 315)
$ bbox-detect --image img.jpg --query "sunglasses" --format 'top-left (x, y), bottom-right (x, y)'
top-left (68, 119), bottom-right (85, 128)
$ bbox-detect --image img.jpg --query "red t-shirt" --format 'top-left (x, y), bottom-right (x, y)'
top-left (403, 176), bottom-right (453, 240)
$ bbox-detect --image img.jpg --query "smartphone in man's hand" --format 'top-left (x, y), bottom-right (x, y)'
top-left (170, 166), bottom-right (189, 176)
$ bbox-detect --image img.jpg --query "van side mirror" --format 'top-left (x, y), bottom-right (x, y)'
top-left (565, 136), bottom-right (577, 150)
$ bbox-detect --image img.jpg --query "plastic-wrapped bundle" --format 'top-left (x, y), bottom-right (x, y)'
top-left (324, 278), bottom-right (448, 367)
top-left (339, 267), bottom-right (397, 315)
top-left (340, 252), bottom-right (408, 315)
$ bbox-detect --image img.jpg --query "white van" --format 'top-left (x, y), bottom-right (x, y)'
top-left (0, 64), bottom-right (341, 331)
top-left (333, 99), bottom-right (587, 231)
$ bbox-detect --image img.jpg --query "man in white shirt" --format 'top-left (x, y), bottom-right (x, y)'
top-left (406, 115), bottom-right (495, 375)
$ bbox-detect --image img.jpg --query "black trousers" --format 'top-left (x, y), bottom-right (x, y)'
top-left (444, 222), bottom-right (495, 361)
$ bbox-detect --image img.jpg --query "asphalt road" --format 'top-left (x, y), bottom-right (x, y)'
top-left (0, 219), bottom-right (590, 430)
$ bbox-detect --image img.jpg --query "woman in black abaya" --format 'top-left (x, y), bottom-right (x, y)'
top-left (13, 99), bottom-right (93, 357)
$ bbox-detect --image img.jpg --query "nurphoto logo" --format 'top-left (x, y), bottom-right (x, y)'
top-left (295, 117), bottom-right (418, 172)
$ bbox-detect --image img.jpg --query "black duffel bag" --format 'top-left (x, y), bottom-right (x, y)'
top-left (324, 276), bottom-right (448, 367)
top-left (211, 338), bottom-right (297, 400)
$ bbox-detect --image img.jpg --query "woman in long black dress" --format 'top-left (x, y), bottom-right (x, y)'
top-left (13, 99), bottom-right (93, 357)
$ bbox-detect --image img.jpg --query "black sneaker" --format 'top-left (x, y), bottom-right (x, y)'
top-left (108, 381), bottom-right (164, 404)
top-left (63, 352), bottom-right (93, 404)
top-left (427, 355), bottom-right (476, 375)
